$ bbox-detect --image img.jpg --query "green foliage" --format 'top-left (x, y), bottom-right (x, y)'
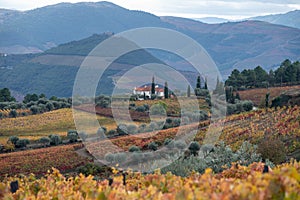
top-left (45, 102), bottom-right (54, 111)
top-left (196, 76), bottom-right (201, 89)
top-left (151, 76), bottom-right (155, 95)
top-left (129, 145), bottom-right (140, 152)
top-left (77, 163), bottom-right (112, 176)
top-left (24, 94), bottom-right (39, 103)
top-left (0, 88), bottom-right (16, 102)
top-left (67, 130), bottom-right (78, 143)
top-left (150, 103), bottom-right (166, 115)
top-left (117, 124), bottom-right (128, 136)
top-left (135, 105), bottom-right (146, 112)
top-left (235, 141), bottom-right (261, 166)
top-left (127, 124), bottom-right (138, 134)
top-left (107, 130), bottom-right (117, 137)
top-left (148, 141), bottom-right (159, 151)
top-left (30, 106), bottom-right (40, 115)
top-left (164, 81), bottom-right (169, 99)
top-left (95, 95), bottom-right (111, 108)
top-left (188, 141), bottom-right (201, 156)
top-left (39, 137), bottom-right (50, 146)
top-left (226, 59), bottom-right (300, 89)
top-left (9, 109), bottom-right (17, 118)
top-left (265, 93), bottom-right (270, 108)
top-left (194, 89), bottom-right (209, 97)
top-left (162, 141), bottom-right (263, 177)
top-left (226, 100), bottom-right (253, 115)
top-left (8, 136), bottom-right (19, 145)
top-left (15, 139), bottom-right (30, 148)
top-left (48, 134), bottom-right (62, 146)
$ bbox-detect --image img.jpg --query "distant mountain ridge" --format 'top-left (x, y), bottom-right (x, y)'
top-left (250, 10), bottom-right (300, 29)
top-left (194, 17), bottom-right (229, 24)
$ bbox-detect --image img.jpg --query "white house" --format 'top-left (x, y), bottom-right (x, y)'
top-left (133, 84), bottom-right (164, 99)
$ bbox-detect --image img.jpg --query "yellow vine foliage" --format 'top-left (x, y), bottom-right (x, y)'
top-left (1, 161), bottom-right (299, 200)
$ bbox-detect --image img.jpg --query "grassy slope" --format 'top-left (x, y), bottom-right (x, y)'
top-left (0, 108), bottom-right (118, 145)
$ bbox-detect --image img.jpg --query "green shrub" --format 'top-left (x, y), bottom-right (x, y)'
top-left (117, 124), bottom-right (128, 136)
top-left (127, 124), bottom-right (138, 134)
top-left (164, 138), bottom-right (172, 146)
top-left (49, 134), bottom-right (62, 146)
top-left (77, 163), bottom-right (111, 176)
top-left (45, 102), bottom-right (54, 111)
top-left (15, 139), bottom-right (30, 148)
top-left (107, 130), bottom-right (116, 137)
top-left (162, 141), bottom-right (263, 176)
top-left (8, 136), bottom-right (19, 145)
top-left (148, 122), bottom-right (158, 132)
top-left (67, 131), bottom-right (78, 143)
top-left (135, 106), bottom-right (146, 112)
top-left (148, 142), bottom-right (159, 151)
top-left (138, 124), bottom-right (147, 133)
top-left (9, 109), bottom-right (17, 118)
top-left (242, 100), bottom-right (254, 111)
top-left (30, 105), bottom-right (40, 114)
top-left (150, 103), bottom-right (166, 115)
top-left (188, 141), bottom-right (201, 156)
top-left (39, 137), bottom-right (50, 146)
top-left (129, 145), bottom-right (140, 152)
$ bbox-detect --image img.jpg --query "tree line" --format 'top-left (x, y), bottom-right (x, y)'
top-left (225, 59), bottom-right (300, 89)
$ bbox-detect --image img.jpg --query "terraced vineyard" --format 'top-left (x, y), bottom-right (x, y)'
top-left (0, 144), bottom-right (91, 177)
top-left (1, 161), bottom-right (299, 199)
top-left (84, 106), bottom-right (300, 160)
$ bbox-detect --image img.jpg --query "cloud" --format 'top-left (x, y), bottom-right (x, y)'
top-left (0, 0), bottom-right (299, 19)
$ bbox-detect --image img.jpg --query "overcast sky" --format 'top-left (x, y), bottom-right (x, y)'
top-left (1, 0), bottom-right (300, 20)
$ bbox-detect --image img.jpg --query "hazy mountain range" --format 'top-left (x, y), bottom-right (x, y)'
top-left (196, 10), bottom-right (300, 29)
top-left (0, 1), bottom-right (299, 97)
top-left (250, 10), bottom-right (300, 29)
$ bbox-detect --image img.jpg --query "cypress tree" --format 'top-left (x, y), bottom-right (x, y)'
top-left (204, 77), bottom-right (208, 90)
top-left (164, 81), bottom-right (169, 99)
top-left (236, 92), bottom-right (241, 100)
top-left (265, 92), bottom-right (270, 108)
top-left (196, 76), bottom-right (201, 89)
top-left (151, 76), bottom-right (155, 95)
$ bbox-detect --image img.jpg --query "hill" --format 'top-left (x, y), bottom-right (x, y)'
top-left (250, 10), bottom-right (300, 29)
top-left (0, 33), bottom-right (168, 97)
top-left (0, 2), bottom-right (171, 52)
top-left (0, 2), bottom-right (299, 74)
top-left (0, 2), bottom-right (299, 96)
top-left (161, 16), bottom-right (300, 75)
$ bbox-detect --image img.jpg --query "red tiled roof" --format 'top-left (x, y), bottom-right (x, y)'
top-left (135, 85), bottom-right (164, 92)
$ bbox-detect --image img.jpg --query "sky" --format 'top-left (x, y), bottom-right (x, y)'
top-left (1, 0), bottom-right (300, 20)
